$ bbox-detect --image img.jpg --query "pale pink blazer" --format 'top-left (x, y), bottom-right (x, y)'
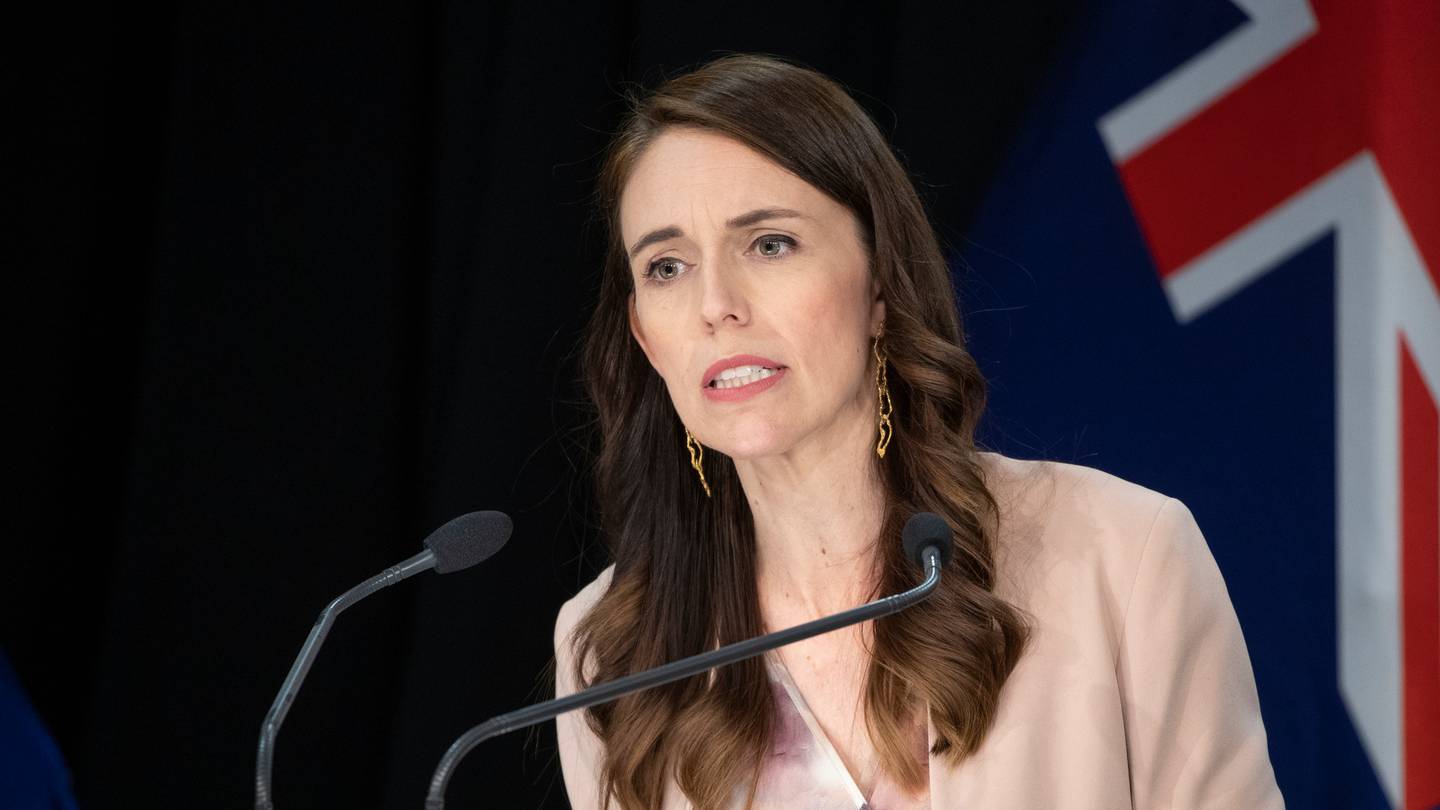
top-left (554, 451), bottom-right (1285, 808)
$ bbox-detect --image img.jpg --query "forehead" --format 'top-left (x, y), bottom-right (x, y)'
top-left (619, 128), bottom-right (840, 242)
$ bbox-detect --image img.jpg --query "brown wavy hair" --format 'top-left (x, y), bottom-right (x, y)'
top-left (568, 52), bottom-right (1030, 810)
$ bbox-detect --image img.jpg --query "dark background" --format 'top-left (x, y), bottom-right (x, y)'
top-left (13, 2), bottom-right (1080, 807)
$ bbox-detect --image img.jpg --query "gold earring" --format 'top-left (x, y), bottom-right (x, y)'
top-left (685, 428), bottom-right (712, 498)
top-left (874, 331), bottom-right (893, 458)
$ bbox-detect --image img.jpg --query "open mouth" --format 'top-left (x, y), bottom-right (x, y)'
top-left (707, 365), bottom-right (782, 389)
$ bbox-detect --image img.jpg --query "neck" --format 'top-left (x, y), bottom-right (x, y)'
top-left (733, 400), bottom-right (887, 625)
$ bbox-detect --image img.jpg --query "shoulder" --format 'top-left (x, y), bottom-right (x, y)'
top-left (977, 449), bottom-right (1174, 541)
top-left (554, 564), bottom-right (616, 658)
top-left (975, 450), bottom-right (1200, 632)
top-left (977, 449), bottom-right (1178, 562)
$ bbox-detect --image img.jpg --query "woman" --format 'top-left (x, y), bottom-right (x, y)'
top-left (554, 53), bottom-right (1283, 810)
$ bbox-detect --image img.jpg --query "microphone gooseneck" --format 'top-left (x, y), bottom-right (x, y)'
top-left (255, 510), bottom-right (513, 810)
top-left (423, 511), bottom-right (954, 810)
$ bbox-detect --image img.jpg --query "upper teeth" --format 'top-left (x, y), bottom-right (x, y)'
top-left (715, 364), bottom-right (774, 381)
top-left (710, 365), bottom-right (779, 388)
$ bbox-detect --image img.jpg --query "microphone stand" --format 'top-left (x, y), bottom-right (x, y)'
top-left (423, 545), bottom-right (945, 809)
top-left (256, 549), bottom-right (437, 810)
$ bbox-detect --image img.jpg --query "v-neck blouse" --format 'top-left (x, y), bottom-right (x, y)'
top-left (732, 650), bottom-right (930, 810)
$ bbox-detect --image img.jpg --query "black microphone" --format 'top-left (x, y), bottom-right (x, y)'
top-left (254, 510), bottom-right (513, 810)
top-left (423, 511), bottom-right (954, 809)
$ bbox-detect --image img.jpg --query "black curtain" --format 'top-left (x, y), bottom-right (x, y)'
top-left (13, 2), bottom-right (1078, 807)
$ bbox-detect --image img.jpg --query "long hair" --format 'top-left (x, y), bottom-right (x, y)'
top-left (569, 52), bottom-right (1030, 810)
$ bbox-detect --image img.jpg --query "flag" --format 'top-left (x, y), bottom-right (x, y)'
top-left (961, 2), bottom-right (1439, 806)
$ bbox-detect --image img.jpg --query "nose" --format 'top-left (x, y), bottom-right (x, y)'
top-left (697, 256), bottom-right (750, 330)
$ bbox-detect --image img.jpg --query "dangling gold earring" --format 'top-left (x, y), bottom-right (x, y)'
top-left (685, 427), bottom-right (712, 498)
top-left (874, 330), bottom-right (893, 458)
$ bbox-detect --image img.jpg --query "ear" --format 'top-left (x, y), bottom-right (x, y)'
top-left (628, 292), bottom-right (658, 369)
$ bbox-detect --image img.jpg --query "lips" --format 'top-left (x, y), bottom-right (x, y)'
top-left (701, 354), bottom-right (786, 388)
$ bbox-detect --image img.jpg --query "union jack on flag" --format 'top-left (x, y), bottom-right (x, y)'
top-left (962, 1), bottom-right (1438, 806)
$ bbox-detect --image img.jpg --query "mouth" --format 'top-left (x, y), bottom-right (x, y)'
top-left (701, 354), bottom-right (787, 389)
top-left (707, 365), bottom-right (783, 389)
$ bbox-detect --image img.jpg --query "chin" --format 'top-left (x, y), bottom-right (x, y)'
top-left (710, 426), bottom-right (788, 461)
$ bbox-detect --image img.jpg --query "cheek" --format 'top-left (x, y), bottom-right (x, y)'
top-left (635, 298), bottom-right (688, 381)
top-left (780, 279), bottom-right (869, 385)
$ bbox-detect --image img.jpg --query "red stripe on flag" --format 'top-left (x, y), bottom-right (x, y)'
top-left (1372, 1), bottom-right (1440, 299)
top-left (1400, 333), bottom-right (1440, 810)
top-left (1115, 0), bottom-right (1440, 293)
top-left (1116, 0), bottom-right (1369, 278)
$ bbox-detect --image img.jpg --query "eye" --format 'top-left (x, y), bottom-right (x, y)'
top-left (753, 234), bottom-right (797, 258)
top-left (642, 256), bottom-right (688, 285)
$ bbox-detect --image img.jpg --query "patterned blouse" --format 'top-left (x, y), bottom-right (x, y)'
top-left (731, 650), bottom-right (930, 810)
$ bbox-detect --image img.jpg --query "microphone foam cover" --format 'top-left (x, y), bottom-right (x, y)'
top-left (424, 510), bottom-right (513, 574)
top-left (902, 512), bottom-right (954, 569)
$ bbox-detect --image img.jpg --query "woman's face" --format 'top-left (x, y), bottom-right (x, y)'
top-left (621, 127), bottom-right (884, 461)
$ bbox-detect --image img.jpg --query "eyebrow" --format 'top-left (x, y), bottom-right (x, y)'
top-left (627, 207), bottom-right (806, 260)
